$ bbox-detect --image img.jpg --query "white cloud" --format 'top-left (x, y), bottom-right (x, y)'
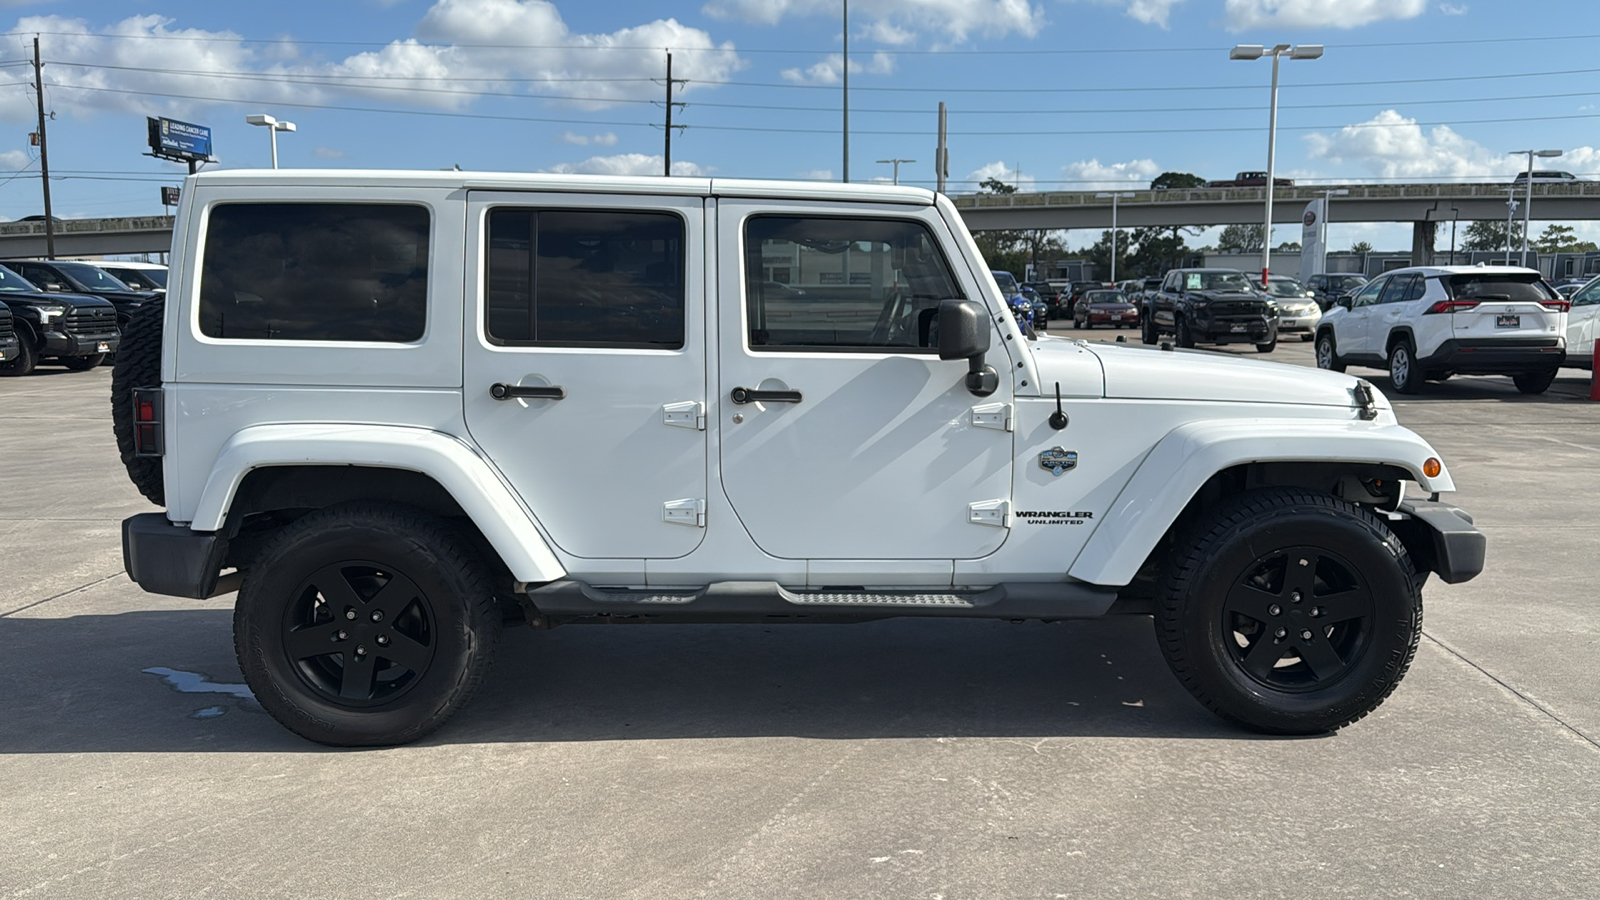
top-left (1438, 2), bottom-right (1467, 13)
top-left (1060, 157), bottom-right (1161, 186)
top-left (1303, 110), bottom-right (1506, 179)
top-left (312, 146), bottom-right (345, 159)
top-left (1120, 0), bottom-right (1185, 28)
top-left (1224, 0), bottom-right (1425, 30)
top-left (781, 52), bottom-right (894, 84)
top-left (0, 149), bottom-right (31, 170)
top-left (799, 168), bottom-right (834, 180)
top-left (540, 153), bottom-right (708, 177)
top-left (702, 0), bottom-right (1046, 45)
top-left (559, 131), bottom-right (619, 146)
top-left (968, 160), bottom-right (1035, 191)
top-left (1, 3), bottom-right (745, 124)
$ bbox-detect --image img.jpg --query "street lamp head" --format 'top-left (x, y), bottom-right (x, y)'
top-left (274, 121), bottom-right (297, 133)
top-left (1289, 44), bottom-right (1324, 59)
top-left (1229, 44), bottom-right (1264, 60)
top-left (245, 114), bottom-right (277, 127)
top-left (1535, 149), bottom-right (1563, 158)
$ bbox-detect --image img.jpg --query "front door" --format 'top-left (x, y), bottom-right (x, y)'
top-left (1340, 276), bottom-right (1387, 358)
top-left (462, 192), bottom-right (708, 560)
top-left (715, 201), bottom-right (1015, 561)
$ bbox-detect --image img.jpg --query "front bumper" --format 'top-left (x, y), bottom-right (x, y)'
top-left (1193, 310), bottom-right (1276, 342)
top-left (1392, 500), bottom-right (1485, 585)
top-left (1419, 338), bottom-right (1565, 375)
top-left (43, 330), bottom-right (120, 357)
top-left (1086, 309), bottom-right (1139, 324)
top-left (1276, 310), bottom-right (1322, 333)
top-left (123, 513), bottom-right (230, 599)
top-left (0, 335), bottom-right (17, 362)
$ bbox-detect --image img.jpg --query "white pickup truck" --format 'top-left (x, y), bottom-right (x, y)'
top-left (114, 170), bottom-right (1483, 746)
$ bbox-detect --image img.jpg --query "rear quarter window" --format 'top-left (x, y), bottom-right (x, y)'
top-left (199, 203), bottom-right (430, 342)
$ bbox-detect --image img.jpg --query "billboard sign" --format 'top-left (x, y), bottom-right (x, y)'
top-left (147, 117), bottom-right (212, 163)
top-left (161, 186), bottom-right (180, 206)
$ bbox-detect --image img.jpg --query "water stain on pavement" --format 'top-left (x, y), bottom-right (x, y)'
top-left (143, 666), bottom-right (260, 717)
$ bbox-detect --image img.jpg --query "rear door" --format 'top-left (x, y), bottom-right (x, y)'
top-left (462, 191), bottom-right (708, 561)
top-left (1446, 272), bottom-right (1565, 342)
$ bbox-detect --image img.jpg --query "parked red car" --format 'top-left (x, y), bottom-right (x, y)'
top-left (1073, 289), bottom-right (1140, 329)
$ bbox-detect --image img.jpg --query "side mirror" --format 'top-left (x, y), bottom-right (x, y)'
top-left (937, 299), bottom-right (998, 397)
top-left (1336, 296), bottom-right (1352, 309)
top-left (43, 282), bottom-right (63, 292)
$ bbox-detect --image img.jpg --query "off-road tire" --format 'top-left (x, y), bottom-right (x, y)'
top-left (234, 503), bottom-right (499, 747)
top-left (1255, 336), bottom-right (1277, 353)
top-left (111, 296), bottom-right (165, 505)
top-left (1155, 487), bottom-right (1422, 735)
top-left (0, 329), bottom-right (37, 376)
top-left (1388, 339), bottom-right (1421, 394)
top-left (61, 353), bottom-right (106, 371)
top-left (1315, 331), bottom-right (1345, 372)
top-left (1176, 316), bottom-right (1196, 349)
top-left (1512, 369), bottom-right (1557, 395)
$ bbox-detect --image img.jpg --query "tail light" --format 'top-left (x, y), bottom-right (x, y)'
top-left (1424, 300), bottom-right (1480, 314)
top-left (132, 387), bottom-right (164, 457)
top-left (1540, 299), bottom-right (1571, 312)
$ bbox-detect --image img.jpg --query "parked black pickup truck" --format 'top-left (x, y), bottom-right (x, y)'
top-left (0, 264), bottom-right (121, 375)
top-left (1, 259), bottom-right (157, 326)
top-left (1141, 267), bottom-right (1278, 352)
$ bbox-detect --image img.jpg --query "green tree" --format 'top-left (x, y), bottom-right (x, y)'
top-left (1217, 224), bottom-right (1265, 253)
top-left (1150, 171), bottom-right (1207, 191)
top-left (1350, 240), bottom-right (1374, 255)
top-left (1534, 224), bottom-right (1598, 254)
top-left (970, 178), bottom-right (1029, 276)
top-left (1459, 221), bottom-right (1523, 252)
top-left (1276, 241), bottom-right (1302, 252)
top-left (1128, 225), bottom-right (1201, 276)
top-left (1085, 229), bottom-right (1133, 280)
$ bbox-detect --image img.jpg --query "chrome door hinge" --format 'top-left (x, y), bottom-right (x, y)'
top-left (968, 499), bottom-right (1010, 527)
top-left (971, 402), bottom-right (1014, 432)
top-left (664, 498), bottom-right (707, 527)
top-left (662, 401), bottom-right (707, 431)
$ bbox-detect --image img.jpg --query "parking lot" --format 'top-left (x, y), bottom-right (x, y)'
top-left (3, 348), bottom-right (1598, 898)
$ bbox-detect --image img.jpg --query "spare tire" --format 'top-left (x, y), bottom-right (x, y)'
top-left (111, 297), bottom-right (165, 506)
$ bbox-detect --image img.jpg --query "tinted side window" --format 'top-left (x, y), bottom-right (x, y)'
top-left (200, 203), bottom-right (429, 342)
top-left (486, 208), bottom-right (684, 349)
top-left (1572, 280), bottom-right (1600, 306)
top-left (1352, 278), bottom-right (1386, 307)
top-left (744, 216), bottom-right (962, 351)
top-left (1378, 274), bottom-right (1416, 304)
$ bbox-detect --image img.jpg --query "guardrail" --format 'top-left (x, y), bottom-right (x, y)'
top-left (950, 181), bottom-right (1600, 209)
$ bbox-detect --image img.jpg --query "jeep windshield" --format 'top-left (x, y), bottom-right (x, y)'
top-left (1444, 272), bottom-right (1558, 302)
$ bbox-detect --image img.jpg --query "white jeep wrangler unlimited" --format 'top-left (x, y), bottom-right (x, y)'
top-left (115, 170), bottom-right (1484, 746)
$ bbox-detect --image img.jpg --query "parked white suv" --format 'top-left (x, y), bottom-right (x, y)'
top-left (114, 170), bottom-right (1483, 746)
top-left (1314, 265), bottom-right (1568, 393)
top-left (1561, 275), bottom-right (1599, 369)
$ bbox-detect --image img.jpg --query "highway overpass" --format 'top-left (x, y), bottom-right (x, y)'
top-left (0, 216), bottom-right (174, 259)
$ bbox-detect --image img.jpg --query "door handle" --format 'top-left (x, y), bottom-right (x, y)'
top-left (490, 383), bottom-right (566, 401)
top-left (730, 386), bottom-right (802, 404)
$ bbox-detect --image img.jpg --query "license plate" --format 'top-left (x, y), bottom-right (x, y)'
top-left (1230, 324), bottom-right (1248, 332)
top-left (1495, 315), bottom-right (1520, 328)
top-left (96, 341), bottom-right (110, 352)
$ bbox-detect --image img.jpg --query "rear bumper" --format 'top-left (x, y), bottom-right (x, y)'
top-left (1419, 337), bottom-right (1565, 374)
top-left (1392, 500), bottom-right (1485, 585)
top-left (122, 513), bottom-right (229, 599)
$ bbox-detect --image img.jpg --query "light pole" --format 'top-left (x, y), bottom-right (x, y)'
top-left (842, 0), bottom-right (849, 183)
top-left (1510, 148), bottom-right (1561, 264)
top-left (1096, 192), bottom-right (1134, 283)
top-left (1504, 189), bottom-right (1520, 265)
top-left (876, 158), bottom-right (916, 185)
top-left (1230, 42), bottom-right (1323, 286)
top-left (1319, 188), bottom-right (1348, 275)
top-left (245, 114), bottom-right (296, 169)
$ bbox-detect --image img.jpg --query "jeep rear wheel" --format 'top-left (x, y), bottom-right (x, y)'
top-left (234, 503), bottom-right (499, 747)
top-left (1156, 488), bottom-right (1421, 735)
top-left (110, 297), bottom-right (165, 505)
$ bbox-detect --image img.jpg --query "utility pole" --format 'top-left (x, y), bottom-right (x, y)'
top-left (876, 158), bottom-right (916, 185)
top-left (842, 0), bottom-right (849, 183)
top-left (31, 36), bottom-right (55, 259)
top-left (661, 52), bottom-right (686, 177)
top-left (935, 102), bottom-right (948, 195)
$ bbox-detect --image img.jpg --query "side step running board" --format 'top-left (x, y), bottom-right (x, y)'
top-left (524, 580), bottom-right (1118, 623)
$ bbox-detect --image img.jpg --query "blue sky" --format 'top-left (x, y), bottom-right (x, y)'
top-left (1, 0), bottom-right (1595, 251)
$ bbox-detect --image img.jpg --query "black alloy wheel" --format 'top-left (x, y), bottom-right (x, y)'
top-left (235, 503), bottom-right (498, 746)
top-left (1156, 487), bottom-right (1421, 734)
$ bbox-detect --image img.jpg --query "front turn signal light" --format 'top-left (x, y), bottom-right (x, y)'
top-left (1423, 458), bottom-right (1442, 478)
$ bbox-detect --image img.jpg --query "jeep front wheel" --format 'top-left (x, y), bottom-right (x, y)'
top-left (234, 503), bottom-right (499, 747)
top-left (1156, 488), bottom-right (1421, 735)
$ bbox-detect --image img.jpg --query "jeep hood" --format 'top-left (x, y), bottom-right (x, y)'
top-left (1032, 339), bottom-right (1370, 408)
